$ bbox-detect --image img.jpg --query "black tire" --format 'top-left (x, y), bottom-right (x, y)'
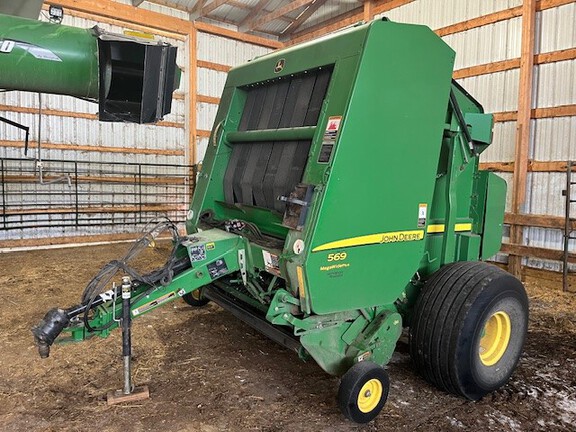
top-left (409, 261), bottom-right (529, 401)
top-left (338, 361), bottom-right (389, 423)
top-left (182, 288), bottom-right (210, 307)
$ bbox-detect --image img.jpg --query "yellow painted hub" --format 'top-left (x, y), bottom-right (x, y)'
top-left (357, 378), bottom-right (383, 413)
top-left (191, 290), bottom-right (202, 300)
top-left (479, 311), bottom-right (511, 366)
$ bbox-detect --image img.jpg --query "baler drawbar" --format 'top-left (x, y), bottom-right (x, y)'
top-left (33, 18), bottom-right (528, 423)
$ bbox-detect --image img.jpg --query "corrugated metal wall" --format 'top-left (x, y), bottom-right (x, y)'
top-left (526, 2), bottom-right (576, 270)
top-left (378, 0), bottom-right (575, 270)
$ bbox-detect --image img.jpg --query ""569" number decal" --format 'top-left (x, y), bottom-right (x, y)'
top-left (327, 252), bottom-right (347, 262)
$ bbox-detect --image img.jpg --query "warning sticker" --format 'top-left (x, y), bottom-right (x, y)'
top-left (418, 203), bottom-right (428, 227)
top-left (323, 116), bottom-right (342, 142)
top-left (188, 245), bottom-right (206, 262)
top-left (0, 40), bottom-right (62, 62)
top-left (132, 291), bottom-right (176, 316)
top-left (262, 250), bottom-right (281, 276)
top-left (207, 259), bottom-right (228, 279)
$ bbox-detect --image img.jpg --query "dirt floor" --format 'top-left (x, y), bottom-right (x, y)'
top-left (1, 242), bottom-right (576, 432)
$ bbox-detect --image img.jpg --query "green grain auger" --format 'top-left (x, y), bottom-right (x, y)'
top-left (33, 19), bottom-right (529, 423)
top-left (0, 13), bottom-right (179, 123)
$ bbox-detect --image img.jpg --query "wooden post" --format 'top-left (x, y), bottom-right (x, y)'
top-left (364, 0), bottom-right (374, 22)
top-left (188, 26), bottom-right (198, 196)
top-left (509, 0), bottom-right (537, 278)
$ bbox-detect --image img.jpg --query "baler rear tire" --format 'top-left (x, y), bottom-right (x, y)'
top-left (409, 261), bottom-right (528, 401)
top-left (338, 361), bottom-right (389, 423)
top-left (182, 288), bottom-right (210, 307)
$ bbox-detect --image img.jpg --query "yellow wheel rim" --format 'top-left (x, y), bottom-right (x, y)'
top-left (357, 378), bottom-right (383, 413)
top-left (191, 290), bottom-right (201, 300)
top-left (479, 311), bottom-right (511, 366)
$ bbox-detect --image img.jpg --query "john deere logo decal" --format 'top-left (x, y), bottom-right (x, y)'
top-left (274, 58), bottom-right (285, 73)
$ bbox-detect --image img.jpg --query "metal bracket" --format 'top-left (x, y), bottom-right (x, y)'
top-left (449, 88), bottom-right (476, 156)
top-left (279, 196), bottom-right (308, 206)
top-left (238, 249), bottom-right (247, 285)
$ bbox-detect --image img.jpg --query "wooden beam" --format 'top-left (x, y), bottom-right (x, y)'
top-left (194, 0), bottom-right (229, 20)
top-left (493, 111), bottom-right (519, 122)
top-left (190, 0), bottom-right (208, 19)
top-left (436, 7), bottom-right (522, 37)
top-left (372, 0), bottom-right (414, 15)
top-left (197, 60), bottom-right (232, 72)
top-left (238, 0), bottom-right (272, 31)
top-left (195, 21), bottom-right (282, 48)
top-left (453, 58), bottom-right (520, 79)
top-left (288, 0), bottom-right (413, 45)
top-left (481, 160), bottom-right (576, 173)
top-left (536, 47), bottom-right (576, 64)
top-left (225, 0), bottom-right (292, 23)
top-left (247, 0), bottom-right (314, 31)
top-left (504, 213), bottom-right (576, 231)
top-left (281, 0), bottom-right (328, 37)
top-left (198, 130), bottom-right (211, 138)
top-left (453, 47), bottom-right (576, 80)
top-left (197, 95), bottom-right (221, 104)
top-left (479, 161), bottom-right (515, 172)
top-left (289, 8), bottom-right (362, 45)
top-left (55, 0), bottom-right (191, 34)
top-left (533, 105), bottom-right (576, 119)
top-left (0, 140), bottom-right (184, 157)
top-left (539, 0), bottom-right (576, 9)
top-left (0, 104), bottom-right (184, 129)
top-left (501, 243), bottom-right (576, 264)
top-left (493, 104), bottom-right (576, 123)
top-left (509, 0), bottom-right (537, 278)
top-left (48, 6), bottom-right (187, 40)
top-left (55, 0), bottom-right (282, 48)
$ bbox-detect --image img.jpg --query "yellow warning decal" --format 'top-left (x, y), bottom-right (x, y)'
top-left (296, 266), bottom-right (306, 298)
top-left (312, 230), bottom-right (425, 252)
top-left (132, 291), bottom-right (176, 316)
top-left (427, 223), bottom-right (472, 234)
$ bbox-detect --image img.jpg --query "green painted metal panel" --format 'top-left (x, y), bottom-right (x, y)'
top-left (305, 21), bottom-right (456, 314)
top-left (480, 172), bottom-right (507, 259)
top-left (0, 13), bottom-right (99, 98)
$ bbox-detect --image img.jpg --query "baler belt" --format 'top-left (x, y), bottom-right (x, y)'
top-left (223, 67), bottom-right (332, 212)
top-left (252, 82), bottom-right (290, 207)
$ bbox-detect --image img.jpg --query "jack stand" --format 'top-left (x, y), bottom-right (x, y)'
top-left (107, 276), bottom-right (149, 405)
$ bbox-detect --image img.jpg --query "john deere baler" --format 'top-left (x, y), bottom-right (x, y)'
top-left (33, 19), bottom-right (528, 423)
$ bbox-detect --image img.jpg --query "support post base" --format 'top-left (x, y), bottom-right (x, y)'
top-left (106, 386), bottom-right (150, 405)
